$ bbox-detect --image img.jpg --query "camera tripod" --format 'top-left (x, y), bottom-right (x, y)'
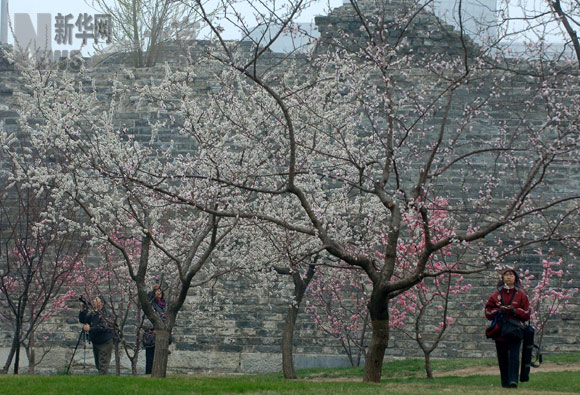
top-left (65, 328), bottom-right (91, 374)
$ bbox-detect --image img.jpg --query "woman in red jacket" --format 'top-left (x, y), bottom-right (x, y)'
top-left (485, 268), bottom-right (530, 388)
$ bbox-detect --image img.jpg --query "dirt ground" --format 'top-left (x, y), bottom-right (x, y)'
top-left (307, 362), bottom-right (580, 382)
top-left (434, 362), bottom-right (580, 377)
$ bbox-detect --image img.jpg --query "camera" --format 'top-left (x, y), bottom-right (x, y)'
top-left (79, 296), bottom-right (92, 308)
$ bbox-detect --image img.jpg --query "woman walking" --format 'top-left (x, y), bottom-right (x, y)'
top-left (485, 268), bottom-right (530, 388)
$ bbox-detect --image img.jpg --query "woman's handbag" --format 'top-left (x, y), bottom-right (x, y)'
top-left (485, 312), bottom-right (503, 339)
top-left (501, 318), bottom-right (524, 340)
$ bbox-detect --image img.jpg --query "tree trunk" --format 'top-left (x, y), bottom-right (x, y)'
top-left (363, 319), bottom-right (389, 382)
top-left (114, 339), bottom-right (121, 376)
top-left (27, 332), bottom-right (35, 375)
top-left (424, 352), bottom-right (433, 379)
top-left (1, 335), bottom-right (18, 374)
top-left (151, 330), bottom-right (170, 378)
top-left (131, 354), bottom-right (138, 376)
top-left (281, 304), bottom-right (299, 379)
top-left (356, 312), bottom-right (370, 367)
top-left (279, 264), bottom-right (315, 380)
top-left (13, 338), bottom-right (20, 374)
top-left (363, 291), bottom-right (389, 383)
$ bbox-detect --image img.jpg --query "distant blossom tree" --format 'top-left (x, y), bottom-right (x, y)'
top-left (519, 255), bottom-right (578, 348)
top-left (305, 263), bottom-right (374, 367)
top-left (0, 179), bottom-right (86, 374)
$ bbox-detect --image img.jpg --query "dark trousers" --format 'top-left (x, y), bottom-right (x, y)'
top-left (495, 339), bottom-right (521, 387)
top-left (92, 339), bottom-right (113, 375)
top-left (145, 346), bottom-right (155, 374)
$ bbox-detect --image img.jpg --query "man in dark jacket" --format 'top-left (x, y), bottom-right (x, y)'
top-left (79, 296), bottom-right (114, 375)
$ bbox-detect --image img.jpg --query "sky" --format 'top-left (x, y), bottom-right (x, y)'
top-left (3, 0), bottom-right (567, 57)
top-left (4, 0), bottom-right (344, 56)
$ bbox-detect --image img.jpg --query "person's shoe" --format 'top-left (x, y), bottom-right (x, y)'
top-left (509, 382), bottom-right (518, 388)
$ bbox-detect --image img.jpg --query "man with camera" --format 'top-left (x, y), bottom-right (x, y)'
top-left (79, 296), bottom-right (114, 375)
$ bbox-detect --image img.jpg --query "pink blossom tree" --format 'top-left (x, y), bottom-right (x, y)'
top-left (381, 198), bottom-right (472, 378)
top-left (306, 263), bottom-right (374, 367)
top-left (0, 179), bottom-right (87, 374)
top-left (306, 199), bottom-right (472, 377)
top-left (519, 255), bottom-right (578, 348)
top-left (393, 273), bottom-right (471, 378)
top-left (72, 233), bottom-right (147, 375)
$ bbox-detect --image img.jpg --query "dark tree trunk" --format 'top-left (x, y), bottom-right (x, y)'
top-left (282, 304), bottom-right (300, 379)
top-left (13, 338), bottom-right (20, 374)
top-left (2, 335), bottom-right (18, 374)
top-left (131, 353), bottom-right (138, 376)
top-left (363, 290), bottom-right (389, 383)
top-left (278, 264), bottom-right (315, 379)
top-left (151, 330), bottom-right (170, 378)
top-left (363, 319), bottom-right (389, 382)
top-left (114, 339), bottom-right (121, 376)
top-left (27, 331), bottom-right (35, 375)
top-left (424, 352), bottom-right (433, 379)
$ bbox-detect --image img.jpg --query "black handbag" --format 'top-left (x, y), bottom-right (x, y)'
top-left (501, 318), bottom-right (524, 340)
top-left (499, 290), bottom-right (524, 340)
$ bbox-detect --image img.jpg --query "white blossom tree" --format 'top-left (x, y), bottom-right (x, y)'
top-left (0, 60), bottom-right (281, 376)
top-left (152, 0), bottom-right (578, 382)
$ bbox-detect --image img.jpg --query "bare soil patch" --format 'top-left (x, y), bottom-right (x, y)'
top-left (434, 362), bottom-right (580, 377)
top-left (306, 362), bottom-right (580, 382)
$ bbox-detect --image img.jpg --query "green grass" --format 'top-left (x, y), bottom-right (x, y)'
top-left (0, 354), bottom-right (578, 394)
top-left (297, 356), bottom-right (499, 379)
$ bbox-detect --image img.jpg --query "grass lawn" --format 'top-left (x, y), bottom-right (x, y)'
top-left (0, 353), bottom-right (578, 394)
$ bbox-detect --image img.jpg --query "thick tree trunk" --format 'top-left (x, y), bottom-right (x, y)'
top-left (282, 304), bottom-right (299, 379)
top-left (363, 319), bottom-right (389, 382)
top-left (13, 338), bottom-right (20, 374)
top-left (363, 291), bottom-right (389, 383)
top-left (151, 330), bottom-right (170, 378)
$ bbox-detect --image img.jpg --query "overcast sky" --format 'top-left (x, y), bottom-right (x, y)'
top-left (5, 0), bottom-right (344, 55)
top-left (4, 0), bottom-right (566, 57)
